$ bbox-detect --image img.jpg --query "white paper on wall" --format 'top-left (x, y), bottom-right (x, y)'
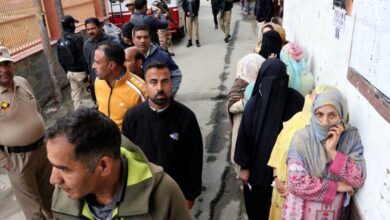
top-left (349, 0), bottom-right (390, 97)
top-left (334, 7), bottom-right (346, 39)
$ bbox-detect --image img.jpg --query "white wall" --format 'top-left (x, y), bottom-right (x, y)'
top-left (283, 0), bottom-right (390, 219)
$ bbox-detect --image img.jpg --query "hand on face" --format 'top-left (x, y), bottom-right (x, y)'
top-left (325, 122), bottom-right (344, 152)
top-left (314, 104), bottom-right (343, 150)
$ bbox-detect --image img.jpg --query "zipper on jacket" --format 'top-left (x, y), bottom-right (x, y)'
top-left (107, 81), bottom-right (116, 118)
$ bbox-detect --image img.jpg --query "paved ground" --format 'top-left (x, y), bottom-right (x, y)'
top-left (0, 0), bottom-right (258, 219)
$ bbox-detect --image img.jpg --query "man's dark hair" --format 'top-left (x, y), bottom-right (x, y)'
top-left (45, 108), bottom-right (121, 172)
top-left (133, 25), bottom-right (150, 36)
top-left (144, 62), bottom-right (170, 77)
top-left (122, 22), bottom-right (134, 40)
top-left (84, 17), bottom-right (102, 27)
top-left (135, 0), bottom-right (147, 10)
top-left (96, 42), bottom-right (125, 66)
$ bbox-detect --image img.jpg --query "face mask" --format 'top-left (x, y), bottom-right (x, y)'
top-left (312, 118), bottom-right (342, 141)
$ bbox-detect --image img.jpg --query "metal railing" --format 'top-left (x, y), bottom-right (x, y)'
top-left (62, 0), bottom-right (95, 25)
top-left (0, 0), bottom-right (41, 55)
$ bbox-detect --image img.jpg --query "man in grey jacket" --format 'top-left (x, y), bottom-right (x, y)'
top-left (133, 26), bottom-right (182, 96)
top-left (83, 17), bottom-right (115, 102)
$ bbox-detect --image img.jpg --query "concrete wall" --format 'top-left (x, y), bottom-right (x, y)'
top-left (283, 0), bottom-right (390, 219)
top-left (13, 44), bottom-right (68, 106)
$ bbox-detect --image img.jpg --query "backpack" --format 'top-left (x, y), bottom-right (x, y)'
top-left (56, 35), bottom-right (75, 67)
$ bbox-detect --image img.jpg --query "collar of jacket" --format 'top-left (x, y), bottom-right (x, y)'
top-left (110, 69), bottom-right (130, 88)
top-left (146, 43), bottom-right (160, 58)
top-left (95, 70), bottom-right (130, 89)
top-left (51, 136), bottom-right (164, 218)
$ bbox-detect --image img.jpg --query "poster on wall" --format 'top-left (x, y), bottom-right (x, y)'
top-left (333, 7), bottom-right (345, 39)
top-left (333, 0), bottom-right (353, 39)
top-left (349, 0), bottom-right (390, 97)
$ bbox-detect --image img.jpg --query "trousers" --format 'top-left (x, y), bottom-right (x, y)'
top-left (219, 10), bottom-right (232, 38)
top-left (243, 184), bottom-right (273, 220)
top-left (5, 143), bottom-right (53, 220)
top-left (67, 71), bottom-right (86, 109)
top-left (186, 15), bottom-right (200, 40)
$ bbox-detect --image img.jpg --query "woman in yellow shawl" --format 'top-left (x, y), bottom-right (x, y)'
top-left (267, 85), bottom-right (337, 220)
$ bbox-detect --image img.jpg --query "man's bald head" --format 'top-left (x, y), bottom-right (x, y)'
top-left (124, 47), bottom-right (145, 78)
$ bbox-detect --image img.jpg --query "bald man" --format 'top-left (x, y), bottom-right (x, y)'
top-left (124, 47), bottom-right (145, 79)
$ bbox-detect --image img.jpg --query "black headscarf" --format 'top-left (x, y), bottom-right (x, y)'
top-left (234, 58), bottom-right (303, 187)
top-left (259, 30), bottom-right (283, 59)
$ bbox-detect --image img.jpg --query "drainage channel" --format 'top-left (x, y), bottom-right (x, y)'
top-left (205, 20), bottom-right (247, 220)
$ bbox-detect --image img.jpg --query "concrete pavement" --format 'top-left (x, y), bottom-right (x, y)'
top-left (174, 1), bottom-right (258, 219)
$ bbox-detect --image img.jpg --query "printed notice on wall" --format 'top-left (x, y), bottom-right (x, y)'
top-left (349, 0), bottom-right (390, 97)
top-left (334, 7), bottom-right (346, 39)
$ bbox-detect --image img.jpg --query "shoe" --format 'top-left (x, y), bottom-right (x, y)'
top-left (196, 40), bottom-right (201, 47)
top-left (228, 34), bottom-right (231, 39)
top-left (215, 25), bottom-right (218, 29)
top-left (224, 37), bottom-right (229, 43)
top-left (186, 40), bottom-right (193, 47)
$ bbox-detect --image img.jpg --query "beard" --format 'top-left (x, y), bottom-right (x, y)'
top-left (151, 92), bottom-right (170, 106)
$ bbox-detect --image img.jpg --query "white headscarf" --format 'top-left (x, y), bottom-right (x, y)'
top-left (235, 53), bottom-right (265, 83)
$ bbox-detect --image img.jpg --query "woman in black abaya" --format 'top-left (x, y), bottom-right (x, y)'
top-left (234, 58), bottom-right (303, 220)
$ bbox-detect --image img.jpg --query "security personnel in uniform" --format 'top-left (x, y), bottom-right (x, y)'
top-left (0, 46), bottom-right (53, 219)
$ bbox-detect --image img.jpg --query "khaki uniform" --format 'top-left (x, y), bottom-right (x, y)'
top-left (0, 76), bottom-right (53, 220)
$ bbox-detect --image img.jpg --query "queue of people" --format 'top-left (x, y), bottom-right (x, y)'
top-left (225, 10), bottom-right (366, 219)
top-left (1, 6), bottom-right (199, 218)
top-left (0, 1), bottom-right (367, 219)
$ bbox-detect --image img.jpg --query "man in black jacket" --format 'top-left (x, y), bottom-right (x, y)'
top-left (58, 15), bottom-right (86, 109)
top-left (183, 0), bottom-right (201, 47)
top-left (122, 63), bottom-right (203, 210)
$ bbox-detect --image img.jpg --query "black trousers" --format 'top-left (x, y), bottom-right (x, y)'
top-left (211, 3), bottom-right (219, 26)
top-left (243, 184), bottom-right (273, 220)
